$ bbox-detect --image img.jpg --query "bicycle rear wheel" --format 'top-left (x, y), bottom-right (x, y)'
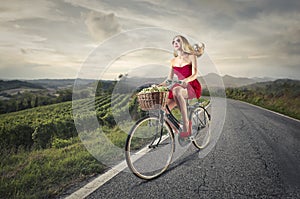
top-left (125, 116), bottom-right (174, 180)
top-left (190, 107), bottom-right (210, 149)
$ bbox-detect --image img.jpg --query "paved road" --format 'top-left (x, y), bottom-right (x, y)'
top-left (86, 99), bottom-right (300, 198)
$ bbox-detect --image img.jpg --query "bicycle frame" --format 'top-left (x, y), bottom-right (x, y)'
top-left (148, 110), bottom-right (166, 149)
top-left (164, 100), bottom-right (198, 130)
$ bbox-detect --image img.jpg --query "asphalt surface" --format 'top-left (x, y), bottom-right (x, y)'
top-left (86, 99), bottom-right (300, 198)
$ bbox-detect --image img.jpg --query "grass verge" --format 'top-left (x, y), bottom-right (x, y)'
top-left (0, 139), bottom-right (105, 199)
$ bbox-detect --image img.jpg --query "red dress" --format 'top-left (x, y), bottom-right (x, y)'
top-left (168, 64), bottom-right (201, 99)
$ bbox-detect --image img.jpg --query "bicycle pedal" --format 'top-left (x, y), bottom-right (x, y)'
top-left (178, 136), bottom-right (191, 147)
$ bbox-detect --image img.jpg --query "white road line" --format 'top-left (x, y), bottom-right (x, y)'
top-left (65, 130), bottom-right (170, 199)
top-left (65, 160), bottom-right (128, 199)
top-left (238, 100), bottom-right (300, 123)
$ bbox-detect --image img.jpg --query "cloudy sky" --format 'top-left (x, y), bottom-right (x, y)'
top-left (0, 0), bottom-right (299, 80)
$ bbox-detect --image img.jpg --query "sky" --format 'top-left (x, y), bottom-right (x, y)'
top-left (0, 0), bottom-right (299, 80)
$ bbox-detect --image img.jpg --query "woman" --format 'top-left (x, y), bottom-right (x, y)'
top-left (160, 35), bottom-right (204, 138)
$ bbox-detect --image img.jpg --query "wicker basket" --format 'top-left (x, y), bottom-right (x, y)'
top-left (137, 91), bottom-right (168, 111)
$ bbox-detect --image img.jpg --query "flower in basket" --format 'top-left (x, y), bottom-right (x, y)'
top-left (138, 85), bottom-right (168, 94)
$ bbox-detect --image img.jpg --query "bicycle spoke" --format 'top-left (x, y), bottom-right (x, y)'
top-left (191, 107), bottom-right (210, 149)
top-left (125, 116), bottom-right (174, 180)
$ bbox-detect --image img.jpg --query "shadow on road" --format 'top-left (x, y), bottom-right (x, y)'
top-left (130, 150), bottom-right (201, 188)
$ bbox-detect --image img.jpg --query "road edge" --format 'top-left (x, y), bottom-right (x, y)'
top-left (237, 99), bottom-right (300, 123)
top-left (64, 160), bottom-right (128, 199)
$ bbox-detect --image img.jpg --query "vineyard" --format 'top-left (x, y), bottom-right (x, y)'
top-left (0, 92), bottom-right (142, 199)
top-left (0, 92), bottom-right (141, 151)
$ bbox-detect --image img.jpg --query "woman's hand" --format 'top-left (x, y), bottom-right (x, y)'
top-left (160, 79), bottom-right (172, 86)
top-left (181, 80), bottom-right (188, 88)
top-left (159, 82), bottom-right (166, 86)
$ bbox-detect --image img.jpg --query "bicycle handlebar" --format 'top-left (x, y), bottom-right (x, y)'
top-left (165, 80), bottom-right (183, 90)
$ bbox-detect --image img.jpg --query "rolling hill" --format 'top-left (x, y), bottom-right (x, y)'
top-left (0, 80), bottom-right (44, 91)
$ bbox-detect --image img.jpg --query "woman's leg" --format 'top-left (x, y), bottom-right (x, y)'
top-left (172, 86), bottom-right (189, 133)
top-left (164, 98), bottom-right (180, 133)
top-left (166, 98), bottom-right (176, 113)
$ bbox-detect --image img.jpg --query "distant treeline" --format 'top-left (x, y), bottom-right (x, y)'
top-left (0, 80), bottom-right (44, 91)
top-left (0, 89), bottom-right (73, 114)
top-left (0, 80), bottom-right (116, 114)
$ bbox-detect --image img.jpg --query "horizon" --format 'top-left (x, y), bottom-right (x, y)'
top-left (0, 73), bottom-right (298, 81)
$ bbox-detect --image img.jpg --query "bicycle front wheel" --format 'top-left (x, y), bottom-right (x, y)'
top-left (191, 107), bottom-right (211, 149)
top-left (125, 116), bottom-right (174, 180)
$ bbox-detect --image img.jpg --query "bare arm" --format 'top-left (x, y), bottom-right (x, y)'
top-left (167, 64), bottom-right (174, 80)
top-left (159, 60), bottom-right (174, 86)
top-left (183, 54), bottom-right (198, 83)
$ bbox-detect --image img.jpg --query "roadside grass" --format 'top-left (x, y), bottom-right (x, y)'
top-left (0, 126), bottom-right (130, 199)
top-left (0, 139), bottom-right (105, 199)
top-left (228, 95), bottom-right (300, 120)
top-left (253, 97), bottom-right (300, 120)
top-left (225, 79), bottom-right (300, 120)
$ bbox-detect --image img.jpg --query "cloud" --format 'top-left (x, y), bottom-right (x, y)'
top-left (63, 0), bottom-right (177, 29)
top-left (0, 0), bottom-right (67, 22)
top-left (84, 11), bottom-right (121, 42)
top-left (0, 62), bottom-right (78, 79)
top-left (99, 48), bottom-right (171, 80)
top-left (0, 0), bottom-right (300, 80)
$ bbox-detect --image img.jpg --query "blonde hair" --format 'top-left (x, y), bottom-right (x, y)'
top-left (173, 35), bottom-right (205, 58)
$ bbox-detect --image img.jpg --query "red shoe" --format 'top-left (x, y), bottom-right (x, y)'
top-left (180, 121), bottom-right (192, 138)
top-left (179, 131), bottom-right (191, 138)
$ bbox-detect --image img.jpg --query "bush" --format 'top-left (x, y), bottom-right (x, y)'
top-left (52, 138), bottom-right (74, 149)
top-left (32, 123), bottom-right (55, 149)
top-left (0, 124), bottom-right (34, 152)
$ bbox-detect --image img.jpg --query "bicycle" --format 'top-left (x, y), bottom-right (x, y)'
top-left (125, 80), bottom-right (211, 180)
